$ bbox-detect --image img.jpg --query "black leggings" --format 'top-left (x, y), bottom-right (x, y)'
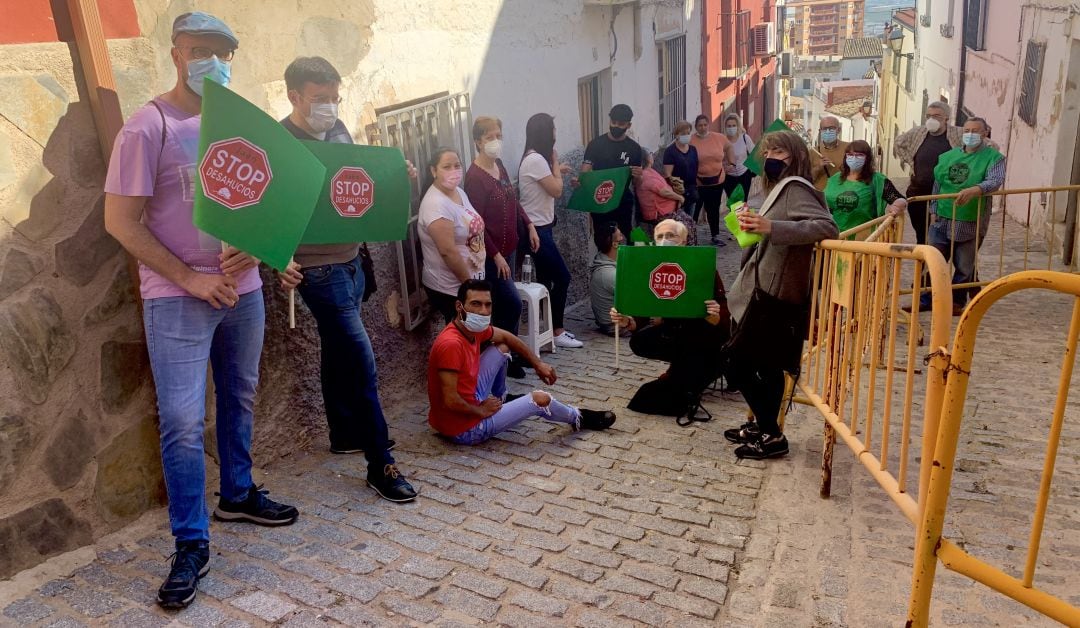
top-left (727, 365), bottom-right (787, 436)
top-left (629, 321), bottom-right (727, 395)
top-left (425, 287), bottom-right (458, 326)
top-left (694, 185), bottom-right (724, 237)
top-left (722, 170), bottom-right (755, 202)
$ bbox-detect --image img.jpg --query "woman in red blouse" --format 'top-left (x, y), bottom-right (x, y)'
top-left (464, 116), bottom-right (540, 377)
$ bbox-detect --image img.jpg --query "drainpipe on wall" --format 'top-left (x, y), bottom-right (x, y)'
top-left (954, 0), bottom-right (967, 123)
top-left (65, 0), bottom-right (145, 314)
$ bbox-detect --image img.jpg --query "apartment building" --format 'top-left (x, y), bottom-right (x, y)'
top-left (789, 0), bottom-right (866, 56)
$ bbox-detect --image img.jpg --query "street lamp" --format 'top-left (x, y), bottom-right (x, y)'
top-left (887, 28), bottom-right (913, 58)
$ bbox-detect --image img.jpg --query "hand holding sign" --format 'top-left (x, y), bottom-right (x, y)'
top-left (614, 246), bottom-right (714, 318)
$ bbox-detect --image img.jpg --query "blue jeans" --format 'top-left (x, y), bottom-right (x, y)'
top-left (451, 347), bottom-right (579, 445)
top-left (922, 222), bottom-right (979, 308)
top-left (532, 224), bottom-right (571, 330)
top-left (143, 290), bottom-right (264, 545)
top-left (298, 256), bottom-right (394, 471)
top-left (484, 252), bottom-right (521, 335)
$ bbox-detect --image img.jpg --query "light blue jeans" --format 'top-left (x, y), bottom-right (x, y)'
top-left (451, 346), bottom-right (580, 445)
top-left (143, 290), bottom-right (263, 545)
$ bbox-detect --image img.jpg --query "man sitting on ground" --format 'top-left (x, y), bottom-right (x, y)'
top-left (428, 279), bottom-right (616, 444)
top-left (589, 221), bottom-right (622, 335)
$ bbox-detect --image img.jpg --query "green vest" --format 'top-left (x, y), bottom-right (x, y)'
top-left (824, 172), bottom-right (886, 234)
top-left (933, 145), bottom-right (1003, 221)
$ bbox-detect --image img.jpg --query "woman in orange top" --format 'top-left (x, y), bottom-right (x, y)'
top-left (690, 114), bottom-right (735, 246)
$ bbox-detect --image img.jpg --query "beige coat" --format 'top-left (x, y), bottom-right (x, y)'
top-left (728, 177), bottom-right (839, 324)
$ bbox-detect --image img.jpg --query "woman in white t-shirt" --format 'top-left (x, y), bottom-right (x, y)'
top-left (518, 113), bottom-right (583, 348)
top-left (722, 113), bottom-right (757, 203)
top-left (419, 147), bottom-right (486, 323)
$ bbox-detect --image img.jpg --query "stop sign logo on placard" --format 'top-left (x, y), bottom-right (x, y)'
top-left (650, 262), bottom-right (687, 300)
top-left (199, 138), bottom-right (273, 210)
top-left (330, 167), bottom-right (375, 218)
top-left (594, 179), bottom-right (616, 205)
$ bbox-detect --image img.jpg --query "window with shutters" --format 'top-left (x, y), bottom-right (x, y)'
top-left (1018, 40), bottom-right (1045, 126)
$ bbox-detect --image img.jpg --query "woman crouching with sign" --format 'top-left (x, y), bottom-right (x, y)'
top-left (723, 130), bottom-right (838, 460)
top-left (610, 219), bottom-right (729, 424)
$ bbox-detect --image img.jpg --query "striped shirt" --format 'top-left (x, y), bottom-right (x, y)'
top-left (929, 154), bottom-right (1006, 242)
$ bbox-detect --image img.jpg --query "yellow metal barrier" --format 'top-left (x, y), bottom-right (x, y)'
top-left (837, 213), bottom-right (905, 244)
top-left (907, 185), bottom-right (1080, 294)
top-left (801, 239), bottom-right (953, 518)
top-left (906, 270), bottom-right (1080, 627)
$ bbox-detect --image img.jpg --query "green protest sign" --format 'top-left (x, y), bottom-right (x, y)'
top-left (300, 141), bottom-right (410, 244)
top-left (614, 245), bottom-right (715, 318)
top-left (568, 167), bottom-right (630, 213)
top-left (193, 79), bottom-right (325, 272)
top-left (744, 118), bottom-right (792, 176)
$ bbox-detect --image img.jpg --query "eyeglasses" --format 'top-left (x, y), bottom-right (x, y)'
top-left (821, 126), bottom-right (840, 131)
top-left (655, 232), bottom-right (680, 242)
top-left (178, 46), bottom-right (235, 62)
top-left (304, 95), bottom-right (343, 105)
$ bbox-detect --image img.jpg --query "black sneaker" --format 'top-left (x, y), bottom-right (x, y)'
top-left (156, 541), bottom-right (209, 609)
top-left (579, 409), bottom-right (617, 430)
top-left (734, 433), bottom-right (789, 460)
top-left (213, 487), bottom-right (299, 526)
top-left (330, 439), bottom-right (396, 455)
top-left (724, 421), bottom-right (760, 444)
top-left (368, 464), bottom-right (418, 503)
top-left (507, 361), bottom-right (527, 379)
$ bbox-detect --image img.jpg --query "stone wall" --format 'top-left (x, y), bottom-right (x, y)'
top-left (0, 38), bottom-right (166, 578)
top-left (0, 0), bottom-right (610, 579)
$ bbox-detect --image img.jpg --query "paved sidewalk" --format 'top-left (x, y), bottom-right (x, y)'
top-left (2, 217), bottom-right (1078, 627)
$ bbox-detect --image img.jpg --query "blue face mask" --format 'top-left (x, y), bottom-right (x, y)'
top-left (962, 132), bottom-right (982, 148)
top-left (462, 311), bottom-right (491, 333)
top-left (677, 134), bottom-right (692, 146)
top-left (821, 129), bottom-right (838, 144)
top-left (845, 155), bottom-right (867, 171)
top-left (186, 56), bottom-right (231, 96)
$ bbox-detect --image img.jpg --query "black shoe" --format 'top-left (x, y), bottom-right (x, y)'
top-left (579, 409), bottom-right (617, 430)
top-left (156, 541), bottom-right (209, 610)
top-left (330, 439), bottom-right (397, 455)
top-left (507, 361), bottom-right (527, 379)
top-left (734, 433), bottom-right (789, 460)
top-left (213, 487), bottom-right (299, 526)
top-left (368, 464), bottom-right (418, 503)
top-left (505, 393), bottom-right (526, 403)
top-left (724, 421), bottom-right (760, 444)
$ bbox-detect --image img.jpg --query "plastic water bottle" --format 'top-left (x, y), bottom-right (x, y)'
top-left (521, 255), bottom-right (534, 284)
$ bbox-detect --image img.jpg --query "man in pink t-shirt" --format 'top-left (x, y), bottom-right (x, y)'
top-left (103, 12), bottom-right (297, 610)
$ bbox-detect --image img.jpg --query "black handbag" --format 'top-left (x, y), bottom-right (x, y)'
top-left (359, 243), bottom-right (377, 302)
top-left (724, 242), bottom-right (809, 374)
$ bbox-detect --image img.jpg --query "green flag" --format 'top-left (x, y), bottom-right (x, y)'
top-left (744, 118), bottom-right (792, 176)
top-left (568, 167), bottom-right (630, 213)
top-left (300, 141), bottom-right (411, 244)
top-left (193, 79), bottom-right (325, 272)
top-left (614, 245), bottom-right (715, 318)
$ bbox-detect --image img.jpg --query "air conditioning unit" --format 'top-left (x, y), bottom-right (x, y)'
top-left (920, 15), bottom-right (931, 27)
top-left (940, 23), bottom-right (955, 38)
top-left (751, 23), bottom-right (777, 56)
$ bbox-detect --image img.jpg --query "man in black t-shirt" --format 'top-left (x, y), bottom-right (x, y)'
top-left (893, 101), bottom-right (963, 244)
top-left (581, 104), bottom-right (644, 237)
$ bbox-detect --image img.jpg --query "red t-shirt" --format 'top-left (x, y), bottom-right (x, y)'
top-left (636, 168), bottom-right (678, 222)
top-left (427, 323), bottom-right (494, 436)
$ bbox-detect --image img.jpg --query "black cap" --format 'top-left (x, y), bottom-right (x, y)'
top-left (609, 104), bottom-right (634, 122)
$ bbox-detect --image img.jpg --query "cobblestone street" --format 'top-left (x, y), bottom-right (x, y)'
top-left (2, 214), bottom-right (1079, 627)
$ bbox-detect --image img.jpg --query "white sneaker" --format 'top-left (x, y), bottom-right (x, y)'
top-left (553, 332), bottom-right (584, 348)
top-left (562, 331), bottom-right (576, 339)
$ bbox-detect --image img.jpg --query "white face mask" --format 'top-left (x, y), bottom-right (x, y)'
top-left (656, 238), bottom-right (678, 247)
top-left (924, 118), bottom-right (942, 133)
top-left (305, 102), bottom-right (338, 133)
top-left (461, 311), bottom-right (491, 333)
top-left (725, 126), bottom-right (739, 138)
top-left (677, 134), bottom-right (692, 146)
top-left (483, 139), bottom-right (503, 159)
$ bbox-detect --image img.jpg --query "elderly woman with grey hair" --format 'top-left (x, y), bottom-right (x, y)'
top-left (723, 130), bottom-right (838, 460)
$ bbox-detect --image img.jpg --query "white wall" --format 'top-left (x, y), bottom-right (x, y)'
top-left (261, 1), bottom-right (701, 178)
top-left (913, 0), bottom-right (962, 126)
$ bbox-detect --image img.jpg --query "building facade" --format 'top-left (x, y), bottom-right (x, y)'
top-left (700, 0), bottom-right (780, 136)
top-left (877, 7), bottom-right (919, 177)
top-left (789, 0), bottom-right (866, 56)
